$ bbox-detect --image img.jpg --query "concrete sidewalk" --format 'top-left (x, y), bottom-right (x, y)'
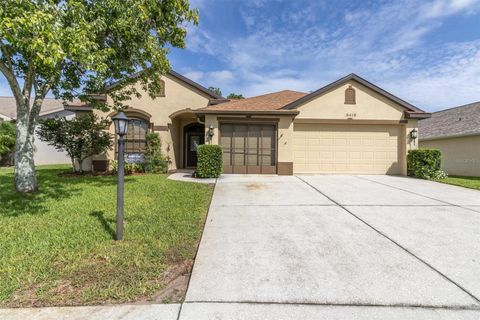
top-left (0, 304), bottom-right (180, 320)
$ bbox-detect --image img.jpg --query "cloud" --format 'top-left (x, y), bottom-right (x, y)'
top-left (180, 0), bottom-right (480, 110)
top-left (210, 70), bottom-right (234, 83)
top-left (420, 0), bottom-right (480, 18)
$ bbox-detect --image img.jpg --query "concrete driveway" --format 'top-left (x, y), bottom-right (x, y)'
top-left (181, 174), bottom-right (480, 319)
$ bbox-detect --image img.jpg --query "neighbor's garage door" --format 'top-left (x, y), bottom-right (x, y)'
top-left (220, 123), bottom-right (277, 174)
top-left (293, 123), bottom-right (402, 174)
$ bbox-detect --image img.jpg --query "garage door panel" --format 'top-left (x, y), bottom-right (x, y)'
top-left (293, 123), bottom-right (402, 174)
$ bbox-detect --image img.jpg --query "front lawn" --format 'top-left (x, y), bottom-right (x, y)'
top-left (437, 175), bottom-right (480, 190)
top-left (0, 165), bottom-right (213, 307)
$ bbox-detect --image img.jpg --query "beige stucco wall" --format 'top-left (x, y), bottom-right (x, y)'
top-left (420, 135), bottom-right (480, 177)
top-left (95, 73), bottom-right (211, 170)
top-left (296, 80), bottom-right (405, 121)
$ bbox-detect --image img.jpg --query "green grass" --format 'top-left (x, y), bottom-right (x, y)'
top-left (436, 175), bottom-right (480, 190)
top-left (0, 165), bottom-right (213, 307)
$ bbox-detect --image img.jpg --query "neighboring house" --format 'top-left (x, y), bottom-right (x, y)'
top-left (0, 97), bottom-right (76, 166)
top-left (80, 71), bottom-right (429, 175)
top-left (419, 102), bottom-right (480, 177)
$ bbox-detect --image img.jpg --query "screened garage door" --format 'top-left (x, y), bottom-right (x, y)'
top-left (220, 123), bottom-right (276, 174)
top-left (293, 123), bottom-right (402, 174)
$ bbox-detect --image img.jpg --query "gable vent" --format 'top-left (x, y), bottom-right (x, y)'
top-left (345, 85), bottom-right (356, 104)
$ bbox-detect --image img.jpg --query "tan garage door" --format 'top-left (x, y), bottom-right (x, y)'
top-left (293, 123), bottom-right (402, 174)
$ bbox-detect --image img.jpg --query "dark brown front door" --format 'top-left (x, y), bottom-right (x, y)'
top-left (185, 123), bottom-right (205, 168)
top-left (220, 123), bottom-right (276, 174)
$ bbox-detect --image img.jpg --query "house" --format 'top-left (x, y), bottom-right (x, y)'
top-left (0, 97), bottom-right (77, 166)
top-left (85, 71), bottom-right (430, 175)
top-left (419, 102), bottom-right (480, 177)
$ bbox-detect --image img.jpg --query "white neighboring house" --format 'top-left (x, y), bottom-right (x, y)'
top-left (0, 97), bottom-right (79, 166)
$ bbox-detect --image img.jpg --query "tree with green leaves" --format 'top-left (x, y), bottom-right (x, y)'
top-left (37, 114), bottom-right (112, 173)
top-left (227, 93), bottom-right (245, 99)
top-left (208, 87), bottom-right (222, 96)
top-left (0, 121), bottom-right (15, 165)
top-left (0, 0), bottom-right (198, 192)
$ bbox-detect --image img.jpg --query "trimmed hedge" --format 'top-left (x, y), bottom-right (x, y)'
top-left (196, 144), bottom-right (223, 178)
top-left (407, 148), bottom-right (443, 179)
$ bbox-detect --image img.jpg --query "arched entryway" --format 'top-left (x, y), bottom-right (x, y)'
top-left (184, 123), bottom-right (205, 168)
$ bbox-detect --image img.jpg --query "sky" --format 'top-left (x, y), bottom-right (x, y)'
top-left (1, 0), bottom-right (479, 112)
top-left (169, 0), bottom-right (480, 112)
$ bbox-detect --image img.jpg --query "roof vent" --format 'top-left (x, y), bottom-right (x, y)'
top-left (345, 85), bottom-right (356, 105)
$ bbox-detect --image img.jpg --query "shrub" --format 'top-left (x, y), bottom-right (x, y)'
top-left (407, 149), bottom-right (445, 179)
top-left (109, 160), bottom-right (144, 175)
top-left (196, 144), bottom-right (223, 178)
top-left (125, 163), bottom-right (144, 175)
top-left (0, 121), bottom-right (15, 166)
top-left (143, 133), bottom-right (168, 173)
top-left (37, 114), bottom-right (112, 173)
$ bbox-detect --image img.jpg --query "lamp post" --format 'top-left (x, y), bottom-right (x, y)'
top-left (112, 111), bottom-right (129, 241)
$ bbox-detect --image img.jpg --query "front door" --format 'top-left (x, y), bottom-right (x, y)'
top-left (186, 132), bottom-right (205, 167)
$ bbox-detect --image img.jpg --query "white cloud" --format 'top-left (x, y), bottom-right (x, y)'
top-left (210, 70), bottom-right (234, 83)
top-left (181, 0), bottom-right (480, 110)
top-left (421, 0), bottom-right (480, 18)
top-left (182, 71), bottom-right (205, 82)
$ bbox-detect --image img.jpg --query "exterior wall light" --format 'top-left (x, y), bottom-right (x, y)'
top-left (410, 128), bottom-right (418, 146)
top-left (410, 128), bottom-right (418, 141)
top-left (111, 111), bottom-right (130, 241)
top-left (208, 124), bottom-right (214, 137)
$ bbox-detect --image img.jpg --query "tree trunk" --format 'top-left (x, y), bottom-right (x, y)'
top-left (78, 158), bottom-right (84, 174)
top-left (70, 157), bottom-right (76, 173)
top-left (14, 108), bottom-right (37, 192)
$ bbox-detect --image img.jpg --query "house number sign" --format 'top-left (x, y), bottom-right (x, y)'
top-left (346, 113), bottom-right (357, 118)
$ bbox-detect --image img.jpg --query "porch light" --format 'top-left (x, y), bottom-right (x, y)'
top-left (112, 111), bottom-right (130, 241)
top-left (410, 128), bottom-right (418, 141)
top-left (208, 124), bottom-right (215, 137)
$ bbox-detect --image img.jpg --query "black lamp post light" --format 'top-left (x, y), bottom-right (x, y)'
top-left (112, 111), bottom-right (129, 241)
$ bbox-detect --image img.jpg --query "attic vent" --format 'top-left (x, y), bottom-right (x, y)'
top-left (345, 85), bottom-right (356, 104)
top-left (155, 79), bottom-right (166, 97)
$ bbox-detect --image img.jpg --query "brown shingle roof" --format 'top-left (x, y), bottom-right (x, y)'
top-left (201, 90), bottom-right (307, 112)
top-left (419, 101), bottom-right (480, 140)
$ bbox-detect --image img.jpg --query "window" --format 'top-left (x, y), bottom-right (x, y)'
top-left (125, 118), bottom-right (148, 153)
top-left (345, 85), bottom-right (356, 104)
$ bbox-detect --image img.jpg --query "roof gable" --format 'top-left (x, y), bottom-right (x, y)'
top-left (105, 70), bottom-right (223, 100)
top-left (282, 73), bottom-right (429, 119)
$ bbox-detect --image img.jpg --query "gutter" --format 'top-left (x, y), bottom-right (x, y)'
top-left (194, 109), bottom-right (299, 116)
top-left (405, 111), bottom-right (431, 119)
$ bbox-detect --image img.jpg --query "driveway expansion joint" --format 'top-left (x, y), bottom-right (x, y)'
top-left (181, 300), bottom-right (480, 311)
top-left (356, 175), bottom-right (480, 214)
top-left (295, 175), bottom-right (480, 305)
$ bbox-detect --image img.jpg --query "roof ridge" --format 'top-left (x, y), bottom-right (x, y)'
top-left (240, 89), bottom-right (307, 100)
top-left (431, 101), bottom-right (480, 114)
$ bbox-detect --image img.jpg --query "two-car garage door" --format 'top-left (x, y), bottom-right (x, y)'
top-left (293, 123), bottom-right (402, 174)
